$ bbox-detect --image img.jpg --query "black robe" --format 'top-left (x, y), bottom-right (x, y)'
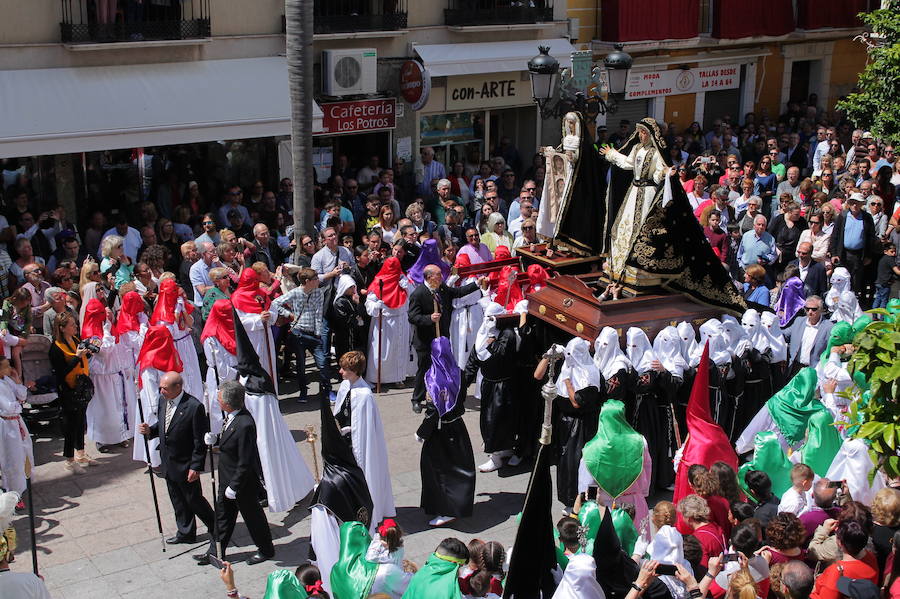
top-left (552, 385), bottom-right (601, 509)
top-left (724, 355), bottom-right (747, 443)
top-left (630, 369), bottom-right (674, 492)
top-left (331, 295), bottom-right (365, 359)
top-left (707, 359), bottom-right (732, 439)
top-left (463, 327), bottom-right (518, 454)
top-left (733, 348), bottom-right (769, 440)
top-left (512, 319), bottom-right (544, 461)
top-left (416, 393), bottom-right (476, 518)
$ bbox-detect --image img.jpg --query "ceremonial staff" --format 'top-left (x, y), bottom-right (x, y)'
top-left (25, 456), bottom-right (37, 575)
top-left (376, 279), bottom-right (384, 394)
top-left (208, 343), bottom-right (223, 558)
top-left (135, 384), bottom-right (166, 552)
top-left (432, 295), bottom-right (441, 338)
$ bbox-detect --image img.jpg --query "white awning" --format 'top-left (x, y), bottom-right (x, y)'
top-left (0, 57), bottom-right (324, 158)
top-left (413, 38), bottom-right (576, 78)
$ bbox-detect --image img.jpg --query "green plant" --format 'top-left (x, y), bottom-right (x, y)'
top-left (836, 1), bottom-right (900, 141)
top-left (845, 312), bottom-right (900, 479)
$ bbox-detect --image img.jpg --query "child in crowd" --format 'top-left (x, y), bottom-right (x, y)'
top-left (557, 516), bottom-right (582, 556)
top-left (777, 463), bottom-right (814, 516)
top-left (366, 518), bottom-right (412, 598)
top-left (873, 242), bottom-right (898, 310)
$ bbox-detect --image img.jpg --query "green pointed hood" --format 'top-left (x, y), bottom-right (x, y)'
top-left (263, 570), bottom-right (308, 599)
top-left (799, 411), bottom-right (843, 478)
top-left (402, 552), bottom-right (464, 599)
top-left (611, 507), bottom-right (639, 556)
top-left (578, 500), bottom-right (603, 555)
top-left (583, 399), bottom-right (645, 499)
top-left (738, 431), bottom-right (793, 499)
top-left (886, 299), bottom-right (900, 324)
top-left (331, 521), bottom-right (377, 599)
top-left (766, 368), bottom-right (826, 445)
top-left (820, 322), bottom-right (854, 365)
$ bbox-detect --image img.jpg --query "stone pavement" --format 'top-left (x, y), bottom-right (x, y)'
top-left (8, 377), bottom-right (561, 599)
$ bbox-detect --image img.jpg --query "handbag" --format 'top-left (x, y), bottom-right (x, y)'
top-left (71, 374), bottom-right (95, 407)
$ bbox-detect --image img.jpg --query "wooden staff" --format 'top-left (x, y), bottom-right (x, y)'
top-left (377, 279), bottom-right (384, 394)
top-left (433, 295), bottom-right (441, 338)
top-left (208, 343), bottom-right (223, 559)
top-left (670, 404), bottom-right (683, 448)
top-left (25, 456), bottom-right (37, 575)
top-left (135, 385), bottom-right (166, 552)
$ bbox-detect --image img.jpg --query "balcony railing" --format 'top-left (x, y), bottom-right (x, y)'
top-left (60, 0), bottom-right (210, 44)
top-left (314, 0), bottom-right (408, 34)
top-left (445, 0), bottom-right (554, 27)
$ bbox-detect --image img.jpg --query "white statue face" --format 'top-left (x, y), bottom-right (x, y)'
top-left (638, 128), bottom-right (650, 144)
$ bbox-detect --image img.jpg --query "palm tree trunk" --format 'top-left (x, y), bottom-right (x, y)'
top-left (285, 0), bottom-right (314, 264)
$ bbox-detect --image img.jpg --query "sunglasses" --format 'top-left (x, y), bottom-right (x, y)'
top-left (522, 226), bottom-right (535, 230)
top-left (805, 306), bottom-right (820, 311)
top-left (809, 220), bottom-right (821, 224)
top-left (203, 220), bottom-right (215, 225)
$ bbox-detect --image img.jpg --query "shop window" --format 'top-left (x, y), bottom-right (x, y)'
top-left (60, 0), bottom-right (211, 44)
top-left (314, 0), bottom-right (408, 34)
top-left (445, 0), bottom-right (554, 27)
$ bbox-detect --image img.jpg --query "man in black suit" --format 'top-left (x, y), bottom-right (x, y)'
top-left (138, 371), bottom-right (215, 545)
top-left (408, 264), bottom-right (485, 413)
top-left (788, 242), bottom-right (827, 298)
top-left (195, 380), bottom-right (274, 566)
top-left (783, 295), bottom-right (834, 373)
top-left (785, 132), bottom-right (807, 171)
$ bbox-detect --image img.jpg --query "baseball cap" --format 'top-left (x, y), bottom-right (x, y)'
top-left (847, 193), bottom-right (864, 203)
top-left (837, 576), bottom-right (879, 599)
top-left (862, 131), bottom-right (874, 139)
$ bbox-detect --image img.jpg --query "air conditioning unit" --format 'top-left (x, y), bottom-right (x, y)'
top-left (322, 48), bottom-right (378, 96)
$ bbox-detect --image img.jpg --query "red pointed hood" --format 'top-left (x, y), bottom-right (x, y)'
top-left (231, 269), bottom-right (270, 313)
top-left (151, 278), bottom-right (193, 324)
top-left (201, 299), bottom-right (236, 355)
top-left (673, 341), bottom-right (738, 506)
top-left (81, 298), bottom-right (108, 340)
top-left (114, 291), bottom-right (145, 337)
top-left (137, 324), bottom-right (184, 379)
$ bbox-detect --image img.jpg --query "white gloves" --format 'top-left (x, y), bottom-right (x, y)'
top-left (204, 433), bottom-right (217, 446)
top-left (225, 486), bottom-right (236, 500)
top-left (673, 443), bottom-right (684, 472)
top-left (340, 426), bottom-right (352, 436)
top-left (415, 434), bottom-right (424, 443)
top-left (446, 274), bottom-right (459, 286)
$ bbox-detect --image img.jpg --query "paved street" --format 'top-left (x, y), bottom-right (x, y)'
top-left (9, 376), bottom-right (549, 599)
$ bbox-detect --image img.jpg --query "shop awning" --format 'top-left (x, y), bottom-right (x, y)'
top-left (413, 38), bottom-right (576, 78)
top-left (0, 57), bottom-right (324, 158)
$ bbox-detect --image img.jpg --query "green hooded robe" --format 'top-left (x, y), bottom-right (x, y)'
top-left (330, 521), bottom-right (377, 599)
top-left (765, 368), bottom-right (825, 445)
top-left (738, 430), bottom-right (794, 499)
top-left (582, 399), bottom-right (645, 499)
top-left (402, 552), bottom-right (465, 599)
top-left (795, 410), bottom-right (842, 478)
top-left (263, 570), bottom-right (308, 599)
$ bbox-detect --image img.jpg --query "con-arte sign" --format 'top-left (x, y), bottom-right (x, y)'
top-left (445, 72), bottom-right (532, 111)
top-left (625, 64), bottom-right (740, 100)
top-left (320, 98), bottom-right (396, 134)
top-left (400, 60), bottom-right (430, 111)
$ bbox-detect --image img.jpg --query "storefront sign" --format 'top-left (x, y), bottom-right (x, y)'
top-left (400, 60), bottom-right (430, 111)
top-left (320, 98), bottom-right (396, 134)
top-left (625, 64), bottom-right (740, 100)
top-left (445, 72), bottom-right (532, 111)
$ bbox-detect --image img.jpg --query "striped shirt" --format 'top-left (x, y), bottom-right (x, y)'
top-left (271, 286), bottom-right (324, 336)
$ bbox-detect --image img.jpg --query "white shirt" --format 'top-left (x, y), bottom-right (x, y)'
top-left (799, 319), bottom-right (821, 365)
top-left (0, 570), bottom-right (53, 599)
top-left (797, 260), bottom-right (810, 282)
top-left (101, 226), bottom-right (143, 262)
top-left (777, 486), bottom-right (810, 516)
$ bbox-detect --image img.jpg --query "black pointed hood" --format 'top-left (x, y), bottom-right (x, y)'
top-left (503, 444), bottom-right (558, 598)
top-left (311, 390), bottom-right (374, 527)
top-left (232, 307), bottom-right (275, 395)
top-left (594, 507), bottom-right (672, 599)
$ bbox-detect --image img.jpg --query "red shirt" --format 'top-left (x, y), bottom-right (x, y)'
top-left (675, 495), bottom-right (732, 541)
top-left (693, 522), bottom-right (727, 567)
top-left (811, 552), bottom-right (879, 599)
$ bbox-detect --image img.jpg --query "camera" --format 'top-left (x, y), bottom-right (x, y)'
top-left (78, 340), bottom-right (101, 354)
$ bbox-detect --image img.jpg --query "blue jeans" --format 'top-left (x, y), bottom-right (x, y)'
top-left (873, 285), bottom-right (890, 310)
top-left (284, 331), bottom-right (333, 399)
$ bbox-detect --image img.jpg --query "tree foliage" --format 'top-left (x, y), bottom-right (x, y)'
top-left (836, 1), bottom-right (900, 141)
top-left (844, 309), bottom-right (900, 480)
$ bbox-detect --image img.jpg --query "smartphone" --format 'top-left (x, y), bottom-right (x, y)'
top-left (700, 156), bottom-right (711, 164)
top-left (827, 480), bottom-right (843, 488)
top-left (208, 554), bottom-right (225, 569)
top-left (656, 564), bottom-right (678, 576)
top-left (722, 553), bottom-right (742, 563)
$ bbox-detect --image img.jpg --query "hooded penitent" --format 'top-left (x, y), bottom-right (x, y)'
top-left (582, 399), bottom-right (644, 500)
top-left (80, 297), bottom-right (108, 340)
top-left (425, 336), bottom-right (461, 418)
top-left (262, 569), bottom-right (309, 599)
top-left (408, 238), bottom-right (450, 285)
top-left (551, 553), bottom-right (606, 599)
top-left (231, 268), bottom-right (270, 313)
top-left (626, 327), bottom-right (656, 374)
top-left (404, 550), bottom-right (469, 599)
top-left (764, 368), bottom-right (825, 446)
top-left (672, 343), bottom-right (738, 506)
top-left (330, 521), bottom-right (378, 599)
top-left (738, 431), bottom-right (793, 499)
top-left (775, 277), bottom-right (805, 327)
top-left (593, 327), bottom-right (632, 381)
top-left (369, 257), bottom-right (408, 309)
top-left (137, 324), bottom-right (183, 377)
top-left (114, 290), bottom-right (146, 337)
top-left (200, 299), bottom-right (237, 356)
top-left (151, 278), bottom-right (194, 324)
top-left (795, 410), bottom-right (842, 478)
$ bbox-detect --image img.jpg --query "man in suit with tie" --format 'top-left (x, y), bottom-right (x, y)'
top-left (408, 264), bottom-right (485, 413)
top-left (783, 295), bottom-right (834, 373)
top-left (137, 371), bottom-right (215, 545)
top-left (195, 380), bottom-right (274, 566)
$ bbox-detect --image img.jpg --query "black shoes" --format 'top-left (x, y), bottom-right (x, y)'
top-left (166, 535), bottom-right (196, 545)
top-left (193, 553), bottom-right (211, 565)
top-left (412, 402), bottom-right (424, 414)
top-left (246, 551), bottom-right (273, 565)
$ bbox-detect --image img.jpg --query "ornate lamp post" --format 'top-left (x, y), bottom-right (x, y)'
top-left (528, 43), bottom-right (633, 119)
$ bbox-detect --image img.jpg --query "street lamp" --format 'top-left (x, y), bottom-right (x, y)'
top-left (528, 43), bottom-right (633, 119)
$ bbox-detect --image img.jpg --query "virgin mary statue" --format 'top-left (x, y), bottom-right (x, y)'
top-left (602, 117), bottom-right (749, 313)
top-left (600, 118), bottom-right (671, 279)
